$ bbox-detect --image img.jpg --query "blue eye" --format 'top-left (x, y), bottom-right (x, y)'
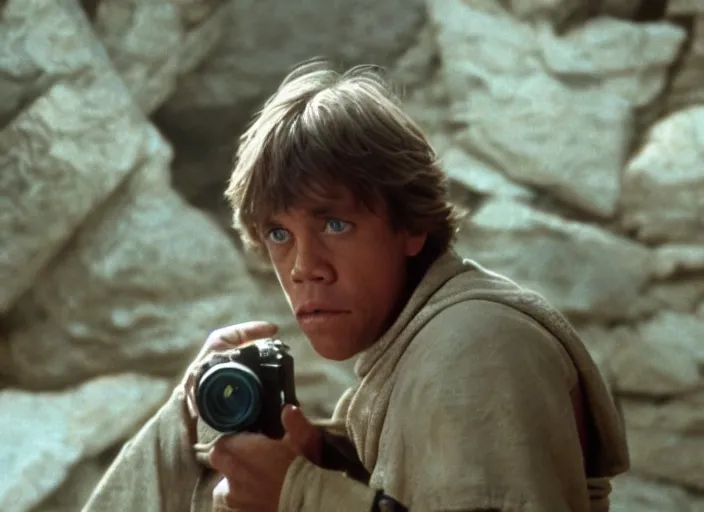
top-left (325, 219), bottom-right (350, 233)
top-left (267, 228), bottom-right (290, 244)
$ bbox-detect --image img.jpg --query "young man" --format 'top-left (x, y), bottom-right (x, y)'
top-left (83, 60), bottom-right (629, 512)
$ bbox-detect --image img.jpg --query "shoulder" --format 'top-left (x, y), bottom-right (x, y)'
top-left (400, 299), bottom-right (577, 392)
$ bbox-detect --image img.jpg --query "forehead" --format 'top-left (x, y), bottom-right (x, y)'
top-left (268, 185), bottom-right (370, 221)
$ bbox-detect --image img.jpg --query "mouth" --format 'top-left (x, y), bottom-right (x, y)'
top-left (295, 304), bottom-right (350, 319)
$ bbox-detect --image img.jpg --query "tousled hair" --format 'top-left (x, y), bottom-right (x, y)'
top-left (224, 58), bottom-right (462, 262)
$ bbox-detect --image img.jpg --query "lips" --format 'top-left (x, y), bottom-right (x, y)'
top-left (295, 303), bottom-right (349, 319)
top-left (296, 303), bottom-right (349, 318)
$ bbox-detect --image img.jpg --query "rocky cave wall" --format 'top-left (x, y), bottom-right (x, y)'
top-left (0, 0), bottom-right (703, 511)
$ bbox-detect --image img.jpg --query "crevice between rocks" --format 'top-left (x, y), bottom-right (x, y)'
top-left (79, 0), bottom-right (101, 21)
top-left (627, 14), bottom-right (696, 160)
top-left (634, 0), bottom-right (669, 22)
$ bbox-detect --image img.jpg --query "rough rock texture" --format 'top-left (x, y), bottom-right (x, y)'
top-left (0, 80), bottom-right (148, 314)
top-left (93, 0), bottom-right (230, 114)
top-left (454, 199), bottom-right (651, 321)
top-left (1, 0), bottom-right (704, 510)
top-left (620, 106), bottom-right (704, 244)
top-left (156, 0), bottom-right (427, 145)
top-left (427, 0), bottom-right (686, 218)
top-left (0, 374), bottom-right (171, 512)
top-left (666, 17), bottom-right (704, 114)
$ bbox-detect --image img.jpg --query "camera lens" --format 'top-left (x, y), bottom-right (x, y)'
top-left (196, 362), bottom-right (262, 433)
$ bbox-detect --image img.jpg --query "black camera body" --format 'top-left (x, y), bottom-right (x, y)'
top-left (194, 338), bottom-right (298, 439)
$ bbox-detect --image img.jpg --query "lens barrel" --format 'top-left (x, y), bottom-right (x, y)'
top-left (195, 361), bottom-right (262, 433)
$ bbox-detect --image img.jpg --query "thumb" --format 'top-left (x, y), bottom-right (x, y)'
top-left (282, 405), bottom-right (322, 464)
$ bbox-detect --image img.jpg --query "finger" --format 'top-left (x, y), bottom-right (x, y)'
top-left (282, 405), bottom-right (322, 463)
top-left (208, 321), bottom-right (279, 350)
top-left (208, 441), bottom-right (238, 476)
top-left (209, 433), bottom-right (273, 474)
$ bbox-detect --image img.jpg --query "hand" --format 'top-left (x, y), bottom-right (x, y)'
top-left (210, 405), bottom-right (323, 512)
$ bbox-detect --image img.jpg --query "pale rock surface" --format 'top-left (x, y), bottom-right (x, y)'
top-left (430, 1), bottom-right (686, 217)
top-left (537, 17), bottom-right (685, 110)
top-left (0, 79), bottom-right (154, 315)
top-left (454, 199), bottom-right (651, 321)
top-left (429, 1), bottom-right (633, 217)
top-left (400, 75), bottom-right (453, 153)
top-left (621, 384), bottom-right (704, 493)
top-left (389, 24), bottom-right (454, 149)
top-left (0, 0), bottom-right (225, 315)
top-left (651, 244), bottom-right (704, 278)
top-left (93, 0), bottom-right (229, 114)
top-left (626, 429), bottom-right (704, 490)
top-left (620, 107), bottom-right (704, 244)
top-left (157, 0), bottom-right (427, 144)
top-left (0, 374), bottom-right (171, 512)
top-left (637, 278), bottom-right (704, 315)
top-left (621, 392), bottom-right (704, 434)
top-left (0, 140), bottom-right (274, 390)
top-left (668, 0), bottom-right (704, 15)
top-left (639, 311), bottom-right (704, 364)
top-left (36, 458), bottom-right (109, 512)
top-left (93, 0), bottom-right (183, 114)
top-left (666, 17), bottom-right (704, 114)
top-left (0, 1), bottom-right (100, 128)
top-left (177, 2), bottom-right (231, 76)
top-left (439, 146), bottom-right (536, 200)
top-left (388, 22), bottom-right (439, 90)
top-left (610, 473), bottom-right (698, 512)
top-left (609, 312), bottom-right (703, 396)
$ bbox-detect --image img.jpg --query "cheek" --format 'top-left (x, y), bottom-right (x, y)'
top-left (341, 247), bottom-right (405, 304)
top-left (269, 253), bottom-right (294, 297)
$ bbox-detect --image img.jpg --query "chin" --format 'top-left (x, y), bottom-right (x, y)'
top-left (308, 335), bottom-right (363, 361)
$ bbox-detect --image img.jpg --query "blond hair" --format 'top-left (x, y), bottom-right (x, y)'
top-left (224, 59), bottom-right (462, 261)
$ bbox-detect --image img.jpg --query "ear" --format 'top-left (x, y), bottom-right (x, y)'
top-left (404, 232), bottom-right (427, 257)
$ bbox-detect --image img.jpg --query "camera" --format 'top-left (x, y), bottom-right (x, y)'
top-left (194, 338), bottom-right (298, 438)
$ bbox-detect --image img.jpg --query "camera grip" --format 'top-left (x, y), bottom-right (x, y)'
top-left (260, 352), bottom-right (300, 439)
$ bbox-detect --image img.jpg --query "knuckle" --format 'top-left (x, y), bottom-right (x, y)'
top-left (206, 325), bottom-right (241, 348)
top-left (205, 327), bottom-right (224, 344)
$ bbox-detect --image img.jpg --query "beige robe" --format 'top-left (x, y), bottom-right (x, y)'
top-left (83, 250), bottom-right (629, 511)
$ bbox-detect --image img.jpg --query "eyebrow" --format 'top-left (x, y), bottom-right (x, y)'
top-left (260, 198), bottom-right (359, 231)
top-left (310, 205), bottom-right (339, 217)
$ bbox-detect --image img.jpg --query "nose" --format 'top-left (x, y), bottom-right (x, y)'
top-left (290, 235), bottom-right (334, 285)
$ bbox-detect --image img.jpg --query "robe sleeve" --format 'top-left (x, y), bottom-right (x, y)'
top-left (278, 456), bottom-right (377, 511)
top-left (81, 386), bottom-right (206, 512)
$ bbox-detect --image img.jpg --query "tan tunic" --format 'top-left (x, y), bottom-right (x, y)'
top-left (83, 250), bottom-right (629, 511)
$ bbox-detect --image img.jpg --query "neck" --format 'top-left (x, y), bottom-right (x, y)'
top-left (382, 247), bottom-right (443, 337)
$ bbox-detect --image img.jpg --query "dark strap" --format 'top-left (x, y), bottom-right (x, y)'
top-left (371, 490), bottom-right (408, 512)
top-left (319, 431), bottom-right (371, 484)
top-left (571, 383), bottom-right (589, 471)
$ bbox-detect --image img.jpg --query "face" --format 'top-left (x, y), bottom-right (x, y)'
top-left (261, 188), bottom-right (427, 361)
